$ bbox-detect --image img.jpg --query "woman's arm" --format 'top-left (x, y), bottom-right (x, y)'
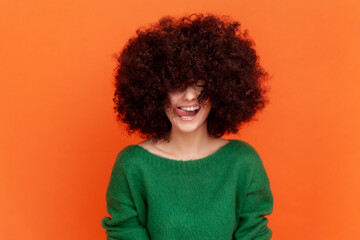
top-left (101, 155), bottom-right (150, 240)
top-left (234, 153), bottom-right (274, 240)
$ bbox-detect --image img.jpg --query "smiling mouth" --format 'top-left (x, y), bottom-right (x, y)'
top-left (174, 107), bottom-right (201, 117)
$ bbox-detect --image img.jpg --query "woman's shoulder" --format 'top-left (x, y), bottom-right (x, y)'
top-left (136, 139), bottom-right (163, 156)
top-left (227, 139), bottom-right (264, 167)
top-left (112, 143), bottom-right (146, 169)
top-left (230, 139), bottom-right (259, 154)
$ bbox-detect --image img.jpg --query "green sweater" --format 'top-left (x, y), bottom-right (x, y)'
top-left (101, 139), bottom-right (273, 240)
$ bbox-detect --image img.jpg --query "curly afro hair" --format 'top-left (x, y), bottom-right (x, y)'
top-left (113, 12), bottom-right (269, 142)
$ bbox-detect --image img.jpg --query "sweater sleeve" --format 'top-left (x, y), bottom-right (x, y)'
top-left (101, 153), bottom-right (150, 240)
top-left (234, 152), bottom-right (274, 240)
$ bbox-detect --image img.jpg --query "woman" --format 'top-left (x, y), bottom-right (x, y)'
top-left (101, 13), bottom-right (273, 239)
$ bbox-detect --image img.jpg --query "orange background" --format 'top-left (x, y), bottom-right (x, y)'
top-left (1, 0), bottom-right (359, 239)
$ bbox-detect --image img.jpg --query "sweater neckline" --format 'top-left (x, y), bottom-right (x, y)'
top-left (133, 139), bottom-right (235, 163)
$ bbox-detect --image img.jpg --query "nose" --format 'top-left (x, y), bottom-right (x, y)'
top-left (182, 85), bottom-right (199, 100)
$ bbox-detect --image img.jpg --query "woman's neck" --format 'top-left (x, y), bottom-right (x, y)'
top-left (153, 128), bottom-right (226, 160)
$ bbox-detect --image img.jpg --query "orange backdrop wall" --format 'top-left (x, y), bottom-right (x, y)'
top-left (1, 0), bottom-right (359, 239)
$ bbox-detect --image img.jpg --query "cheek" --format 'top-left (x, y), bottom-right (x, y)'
top-left (168, 93), bottom-right (182, 106)
top-left (204, 105), bottom-right (212, 117)
top-left (202, 99), bottom-right (212, 110)
top-left (164, 106), bottom-right (177, 119)
top-left (164, 106), bottom-right (173, 116)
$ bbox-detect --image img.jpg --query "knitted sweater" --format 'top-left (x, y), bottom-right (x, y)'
top-left (101, 139), bottom-right (273, 240)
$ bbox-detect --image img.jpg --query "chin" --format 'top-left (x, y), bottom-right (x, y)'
top-left (172, 119), bottom-right (208, 133)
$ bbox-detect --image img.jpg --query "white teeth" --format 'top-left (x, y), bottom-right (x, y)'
top-left (181, 115), bottom-right (193, 119)
top-left (179, 106), bottom-right (200, 111)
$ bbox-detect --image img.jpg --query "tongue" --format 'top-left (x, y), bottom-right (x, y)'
top-left (174, 107), bottom-right (196, 116)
